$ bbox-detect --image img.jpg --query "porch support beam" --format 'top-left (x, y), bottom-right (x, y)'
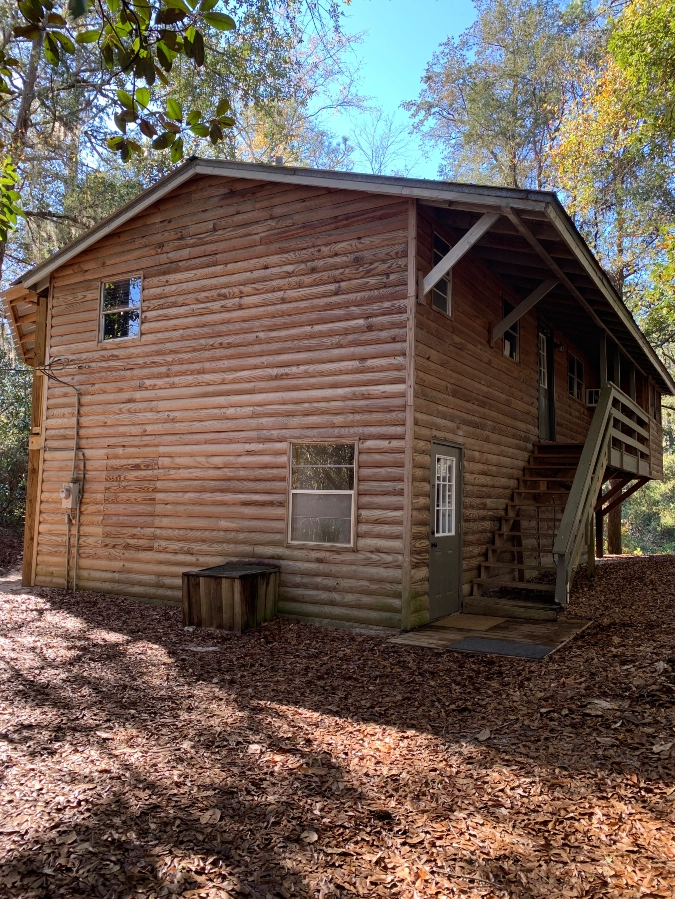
top-left (595, 477), bottom-right (631, 513)
top-left (502, 206), bottom-right (649, 379)
top-left (600, 477), bottom-right (648, 517)
top-left (422, 212), bottom-right (500, 296)
top-left (492, 279), bottom-right (558, 342)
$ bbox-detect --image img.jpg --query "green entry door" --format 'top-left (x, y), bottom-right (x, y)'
top-left (428, 443), bottom-right (462, 620)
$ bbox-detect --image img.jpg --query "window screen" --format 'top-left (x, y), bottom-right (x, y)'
top-left (503, 301), bottom-right (519, 362)
top-left (101, 277), bottom-right (141, 341)
top-left (432, 233), bottom-right (452, 315)
top-left (289, 443), bottom-right (355, 545)
top-left (568, 353), bottom-right (584, 401)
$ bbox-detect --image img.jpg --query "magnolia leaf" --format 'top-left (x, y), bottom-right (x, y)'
top-left (170, 135), bottom-right (184, 162)
top-left (476, 728), bottom-right (491, 741)
top-left (47, 12), bottom-right (67, 25)
top-left (215, 97), bottom-right (230, 116)
top-left (186, 108), bottom-right (201, 125)
top-left (192, 29), bottom-right (204, 65)
top-left (154, 63), bottom-right (170, 85)
top-left (218, 114), bottom-right (234, 127)
top-left (209, 122), bottom-right (222, 144)
top-left (199, 0), bottom-right (218, 11)
top-left (68, 0), bottom-right (88, 20)
top-left (76, 29), bottom-right (100, 42)
top-left (53, 31), bottom-right (75, 52)
top-left (159, 29), bottom-right (180, 50)
top-left (162, 0), bottom-right (191, 11)
top-left (151, 131), bottom-right (175, 150)
top-left (155, 7), bottom-right (187, 25)
top-left (166, 97), bottom-right (182, 122)
top-left (43, 33), bottom-right (60, 66)
top-left (114, 112), bottom-right (128, 134)
top-left (135, 86), bottom-right (150, 108)
top-left (19, 0), bottom-right (43, 24)
top-left (201, 11), bottom-right (235, 30)
top-left (117, 89), bottom-right (134, 109)
top-left (131, 0), bottom-right (151, 24)
top-left (156, 42), bottom-right (173, 71)
top-left (139, 118), bottom-right (157, 137)
top-left (107, 135), bottom-right (125, 149)
top-left (189, 123), bottom-right (209, 137)
top-left (13, 25), bottom-right (41, 39)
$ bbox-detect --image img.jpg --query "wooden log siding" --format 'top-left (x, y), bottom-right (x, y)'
top-left (34, 176), bottom-right (410, 630)
top-left (411, 207), bottom-right (601, 628)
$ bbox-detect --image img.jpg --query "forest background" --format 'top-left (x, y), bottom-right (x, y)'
top-left (0, 0), bottom-right (673, 554)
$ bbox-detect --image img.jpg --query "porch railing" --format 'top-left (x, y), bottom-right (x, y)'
top-left (553, 383), bottom-right (650, 606)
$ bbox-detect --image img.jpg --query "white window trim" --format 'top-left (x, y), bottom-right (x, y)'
top-left (431, 232), bottom-right (452, 318)
top-left (435, 454), bottom-right (456, 536)
top-left (286, 441), bottom-right (358, 550)
top-left (568, 351), bottom-right (585, 403)
top-left (99, 275), bottom-right (143, 344)
top-left (503, 300), bottom-right (520, 363)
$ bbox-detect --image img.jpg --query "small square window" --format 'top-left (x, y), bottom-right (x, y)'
top-left (100, 277), bottom-right (141, 342)
top-left (503, 301), bottom-right (519, 362)
top-left (568, 352), bottom-right (584, 401)
top-left (432, 233), bottom-right (452, 315)
top-left (289, 443), bottom-right (355, 546)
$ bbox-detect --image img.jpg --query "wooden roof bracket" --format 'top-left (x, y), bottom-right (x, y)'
top-left (492, 278), bottom-right (558, 342)
top-left (422, 211), bottom-right (500, 296)
top-left (502, 206), bottom-right (649, 380)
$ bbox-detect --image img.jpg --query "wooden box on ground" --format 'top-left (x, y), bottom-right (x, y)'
top-left (181, 564), bottom-right (280, 633)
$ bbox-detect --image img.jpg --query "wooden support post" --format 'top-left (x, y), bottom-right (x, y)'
top-left (587, 510), bottom-right (596, 577)
top-left (606, 477), bottom-right (622, 554)
top-left (595, 508), bottom-right (604, 558)
top-left (600, 332), bottom-right (607, 387)
top-left (22, 292), bottom-right (48, 587)
top-left (629, 362), bottom-right (637, 401)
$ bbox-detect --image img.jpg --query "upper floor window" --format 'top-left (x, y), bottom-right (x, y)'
top-left (100, 277), bottom-right (141, 342)
top-left (568, 352), bottom-right (584, 401)
top-left (503, 300), bottom-right (519, 362)
top-left (289, 443), bottom-right (355, 546)
top-left (432, 233), bottom-right (452, 316)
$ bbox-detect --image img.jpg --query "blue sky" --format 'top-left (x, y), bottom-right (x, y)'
top-left (331, 0), bottom-right (477, 178)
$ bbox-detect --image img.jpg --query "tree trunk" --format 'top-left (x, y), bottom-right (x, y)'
top-left (607, 478), bottom-right (622, 554)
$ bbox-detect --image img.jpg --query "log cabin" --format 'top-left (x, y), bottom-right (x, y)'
top-left (3, 159), bottom-right (673, 631)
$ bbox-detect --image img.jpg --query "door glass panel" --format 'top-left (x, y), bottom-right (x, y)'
top-left (538, 333), bottom-right (548, 388)
top-left (435, 455), bottom-right (455, 536)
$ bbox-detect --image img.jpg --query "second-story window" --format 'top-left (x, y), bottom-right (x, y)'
top-left (432, 233), bottom-right (452, 316)
top-left (100, 277), bottom-right (142, 342)
top-left (568, 352), bottom-right (584, 401)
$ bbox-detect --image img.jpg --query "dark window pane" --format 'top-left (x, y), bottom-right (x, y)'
top-left (103, 309), bottom-right (140, 340)
top-left (291, 492), bottom-right (352, 544)
top-left (293, 466), bottom-right (353, 490)
top-left (293, 444), bottom-right (354, 467)
top-left (433, 233), bottom-right (450, 261)
top-left (432, 281), bottom-right (449, 314)
top-left (102, 277), bottom-right (141, 312)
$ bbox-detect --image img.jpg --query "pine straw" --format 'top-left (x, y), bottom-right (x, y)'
top-left (1, 557), bottom-right (675, 898)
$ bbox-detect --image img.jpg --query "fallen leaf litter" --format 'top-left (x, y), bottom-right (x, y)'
top-left (1, 555), bottom-right (675, 897)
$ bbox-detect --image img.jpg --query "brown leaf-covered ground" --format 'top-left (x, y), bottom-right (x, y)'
top-left (1, 556), bottom-right (675, 898)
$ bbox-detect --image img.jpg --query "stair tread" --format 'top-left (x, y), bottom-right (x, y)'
top-left (473, 578), bottom-right (556, 591)
top-left (483, 561), bottom-right (556, 571)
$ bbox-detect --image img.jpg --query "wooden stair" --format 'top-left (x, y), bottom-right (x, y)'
top-left (465, 443), bottom-right (583, 621)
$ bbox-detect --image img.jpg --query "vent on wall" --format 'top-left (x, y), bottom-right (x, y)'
top-left (586, 388), bottom-right (600, 407)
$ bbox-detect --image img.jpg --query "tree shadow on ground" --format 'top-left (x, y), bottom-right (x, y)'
top-left (1, 555), bottom-right (675, 897)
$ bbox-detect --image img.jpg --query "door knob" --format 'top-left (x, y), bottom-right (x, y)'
top-left (431, 542), bottom-right (438, 548)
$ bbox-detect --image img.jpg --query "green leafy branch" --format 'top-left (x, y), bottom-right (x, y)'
top-left (13, 0), bottom-right (237, 163)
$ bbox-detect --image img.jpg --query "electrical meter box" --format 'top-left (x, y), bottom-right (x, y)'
top-left (59, 481), bottom-right (80, 510)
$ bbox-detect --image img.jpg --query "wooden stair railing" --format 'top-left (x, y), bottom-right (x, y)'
top-left (553, 382), bottom-right (651, 607)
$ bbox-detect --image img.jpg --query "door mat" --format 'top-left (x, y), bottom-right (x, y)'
top-left (448, 637), bottom-right (554, 659)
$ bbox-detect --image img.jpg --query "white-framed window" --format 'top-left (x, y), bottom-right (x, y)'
top-left (100, 276), bottom-right (142, 342)
top-left (435, 455), bottom-right (455, 536)
top-left (432, 233), bottom-right (452, 316)
top-left (288, 443), bottom-right (356, 546)
top-left (568, 352), bottom-right (584, 401)
top-left (503, 300), bottom-right (519, 362)
top-left (538, 332), bottom-right (548, 388)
